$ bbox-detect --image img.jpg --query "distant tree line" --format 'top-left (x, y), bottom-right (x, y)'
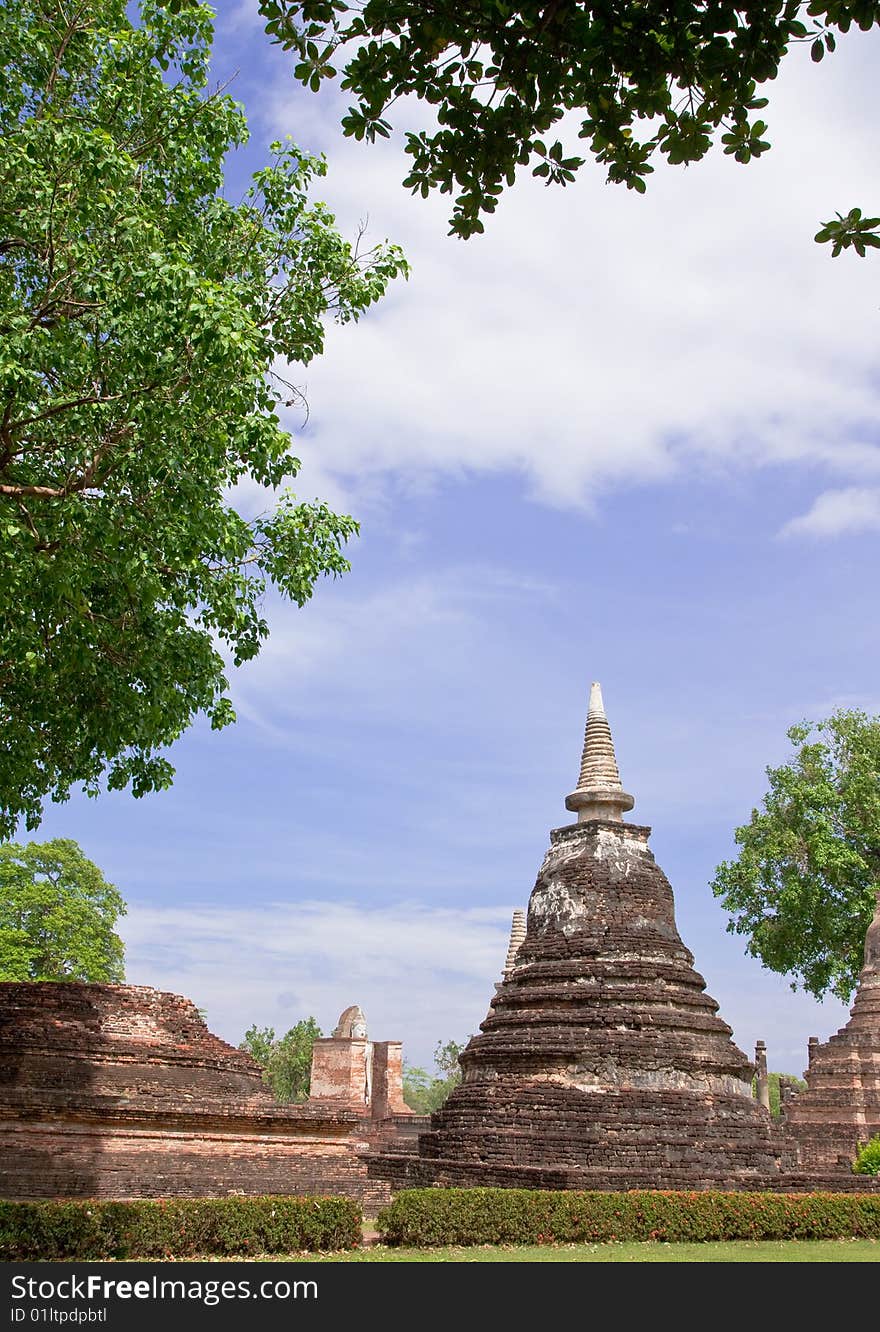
top-left (402, 1038), bottom-right (466, 1113)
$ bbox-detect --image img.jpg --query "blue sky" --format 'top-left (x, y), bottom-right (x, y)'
top-left (30, 3), bottom-right (880, 1074)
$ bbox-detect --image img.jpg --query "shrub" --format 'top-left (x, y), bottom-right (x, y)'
top-left (0, 1196), bottom-right (361, 1260)
top-left (377, 1188), bottom-right (880, 1247)
top-left (853, 1136), bottom-right (880, 1176)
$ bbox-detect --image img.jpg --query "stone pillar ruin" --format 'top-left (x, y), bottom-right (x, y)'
top-left (370, 1041), bottom-right (411, 1118)
top-left (755, 1040), bottom-right (771, 1112)
top-left (308, 1005), bottom-right (373, 1110)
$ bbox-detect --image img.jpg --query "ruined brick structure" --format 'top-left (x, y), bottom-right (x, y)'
top-left (374, 683), bottom-right (784, 1192)
top-left (3, 683), bottom-right (878, 1205)
top-left (0, 983), bottom-right (420, 1206)
top-left (779, 892), bottom-right (880, 1171)
top-left (308, 1004), bottom-right (410, 1117)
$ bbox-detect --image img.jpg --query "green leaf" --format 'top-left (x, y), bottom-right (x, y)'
top-left (0, 839), bottom-right (126, 982)
top-left (0, 0), bottom-right (407, 834)
top-left (252, 0), bottom-right (880, 241)
top-left (711, 709), bottom-right (880, 1002)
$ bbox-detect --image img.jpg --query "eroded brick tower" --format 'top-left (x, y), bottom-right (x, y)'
top-left (378, 684), bottom-right (780, 1190)
top-left (781, 892), bottom-right (880, 1170)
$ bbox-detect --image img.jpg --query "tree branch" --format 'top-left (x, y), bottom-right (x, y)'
top-left (8, 381), bottom-right (157, 434)
top-left (0, 481), bottom-right (67, 498)
top-left (40, 5), bottom-right (90, 110)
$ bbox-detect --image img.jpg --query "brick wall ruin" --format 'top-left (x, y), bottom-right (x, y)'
top-left (0, 983), bottom-right (421, 1209)
top-left (3, 687), bottom-right (878, 1205)
top-left (777, 894), bottom-right (880, 1173)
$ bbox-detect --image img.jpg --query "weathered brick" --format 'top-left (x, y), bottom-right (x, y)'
top-left (371, 818), bottom-right (784, 1192)
top-left (0, 982), bottom-right (423, 1209)
top-left (780, 894), bottom-right (880, 1171)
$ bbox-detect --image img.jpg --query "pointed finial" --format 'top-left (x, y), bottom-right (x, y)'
top-left (565, 682), bottom-right (635, 823)
top-left (503, 909), bottom-right (527, 978)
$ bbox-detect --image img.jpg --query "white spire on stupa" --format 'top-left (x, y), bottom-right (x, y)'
top-left (565, 682), bottom-right (634, 823)
top-left (503, 909), bottom-right (527, 978)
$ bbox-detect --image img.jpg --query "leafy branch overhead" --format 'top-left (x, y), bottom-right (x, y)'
top-left (0, 2), bottom-right (407, 837)
top-left (815, 207), bottom-right (880, 256)
top-left (259, 1), bottom-right (880, 239)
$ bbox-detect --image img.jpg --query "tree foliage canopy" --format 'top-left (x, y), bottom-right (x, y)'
top-left (0, 1), bottom-right (407, 837)
top-left (240, 1018), bottom-right (323, 1102)
top-left (260, 1), bottom-right (880, 240)
top-left (711, 710), bottom-right (880, 1003)
top-left (0, 837), bottom-right (126, 982)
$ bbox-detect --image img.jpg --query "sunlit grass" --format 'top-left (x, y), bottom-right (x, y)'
top-left (169, 1239), bottom-right (879, 1263)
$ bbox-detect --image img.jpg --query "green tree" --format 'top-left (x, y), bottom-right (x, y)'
top-left (0, 1), bottom-right (407, 838)
top-left (0, 838), bottom-right (126, 981)
top-left (753, 1071), bottom-right (807, 1118)
top-left (711, 710), bottom-right (880, 1003)
top-left (403, 1037), bottom-right (465, 1113)
top-left (260, 0), bottom-right (880, 244)
top-left (240, 1018), bottom-right (322, 1102)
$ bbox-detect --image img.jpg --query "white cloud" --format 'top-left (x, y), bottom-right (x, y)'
top-left (120, 897), bottom-right (853, 1077)
top-left (780, 486), bottom-right (880, 539)
top-left (222, 0), bottom-right (266, 35)
top-left (220, 26), bottom-right (880, 522)
top-left (121, 899), bottom-right (512, 1068)
top-left (229, 561), bottom-right (558, 732)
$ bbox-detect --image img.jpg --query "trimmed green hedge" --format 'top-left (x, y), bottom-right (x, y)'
top-left (377, 1188), bottom-right (880, 1247)
top-left (0, 1196), bottom-right (361, 1260)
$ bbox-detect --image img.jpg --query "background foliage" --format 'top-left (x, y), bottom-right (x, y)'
top-left (853, 1135), bottom-right (880, 1176)
top-left (403, 1037), bottom-right (465, 1113)
top-left (240, 1017), bottom-right (323, 1102)
top-left (0, 838), bottom-right (125, 982)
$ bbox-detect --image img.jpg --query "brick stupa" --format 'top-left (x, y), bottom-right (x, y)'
top-left (375, 684), bottom-right (780, 1191)
top-left (781, 892), bottom-right (880, 1170)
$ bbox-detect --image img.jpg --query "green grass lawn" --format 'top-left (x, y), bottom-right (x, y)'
top-left (239, 1239), bottom-right (879, 1263)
